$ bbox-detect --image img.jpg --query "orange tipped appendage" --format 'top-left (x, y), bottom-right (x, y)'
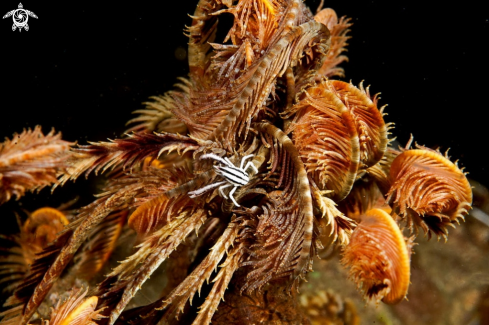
top-left (341, 208), bottom-right (411, 304)
top-left (260, 0), bottom-right (276, 16)
top-left (49, 287), bottom-right (105, 325)
top-left (289, 80), bottom-right (387, 201)
top-left (288, 81), bottom-right (360, 201)
top-left (21, 207), bottom-right (69, 263)
top-left (387, 147), bottom-right (472, 239)
top-left (128, 193), bottom-right (171, 236)
top-left (26, 207), bottom-right (69, 242)
top-left (58, 296), bottom-right (99, 325)
top-left (327, 80), bottom-right (388, 167)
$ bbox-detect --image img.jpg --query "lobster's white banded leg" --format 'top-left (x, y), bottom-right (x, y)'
top-left (244, 161), bottom-right (258, 174)
top-left (224, 157), bottom-right (234, 166)
top-left (200, 153), bottom-right (228, 166)
top-left (240, 155), bottom-right (254, 169)
top-left (188, 181), bottom-right (227, 198)
top-left (218, 183), bottom-right (232, 199)
top-left (228, 186), bottom-right (239, 207)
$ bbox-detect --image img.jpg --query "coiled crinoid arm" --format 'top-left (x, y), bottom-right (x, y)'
top-left (386, 146), bottom-right (472, 240)
top-left (342, 208), bottom-right (413, 304)
top-left (285, 80), bottom-right (388, 200)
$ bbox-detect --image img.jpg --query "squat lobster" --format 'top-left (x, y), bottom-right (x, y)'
top-left (189, 153), bottom-right (258, 207)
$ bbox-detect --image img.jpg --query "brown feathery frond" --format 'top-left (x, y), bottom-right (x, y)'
top-left (48, 287), bottom-right (105, 325)
top-left (0, 305), bottom-right (23, 325)
top-left (386, 146), bottom-right (472, 239)
top-left (0, 239), bottom-right (26, 295)
top-left (170, 84), bottom-right (233, 141)
top-left (175, 18), bottom-right (331, 144)
top-left (119, 222), bottom-right (239, 324)
top-left (113, 209), bottom-right (207, 283)
top-left (17, 177), bottom-right (152, 324)
top-left (255, 122), bottom-right (314, 279)
top-left (0, 207), bottom-right (68, 296)
top-left (286, 79), bottom-right (388, 202)
top-left (341, 208), bottom-right (413, 304)
top-left (327, 80), bottom-right (388, 167)
top-left (209, 20), bottom-right (330, 145)
top-left (209, 42), bottom-right (251, 86)
top-left (127, 191), bottom-right (191, 237)
top-left (311, 183), bottom-right (356, 247)
top-left (214, 0), bottom-right (287, 51)
top-left (126, 91), bottom-right (187, 134)
top-left (186, 0), bottom-right (222, 79)
top-left (287, 80), bottom-right (360, 201)
top-left (175, 1), bottom-right (330, 145)
top-left (1, 227), bottom-right (74, 325)
top-left (314, 8), bottom-right (352, 78)
top-left (100, 208), bottom-right (208, 324)
top-left (0, 126), bottom-right (73, 204)
top-left (127, 166), bottom-right (209, 236)
top-left (76, 164), bottom-right (195, 257)
top-left (58, 132), bottom-right (198, 185)
top-left (208, 2), bottom-right (289, 86)
top-left (140, 151), bottom-right (190, 170)
top-left (238, 194), bottom-right (307, 292)
top-left (72, 210), bottom-right (127, 279)
top-left (193, 247), bottom-right (244, 325)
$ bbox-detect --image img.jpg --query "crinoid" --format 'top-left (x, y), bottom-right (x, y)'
top-left (0, 0), bottom-right (474, 324)
top-left (0, 127), bottom-right (73, 205)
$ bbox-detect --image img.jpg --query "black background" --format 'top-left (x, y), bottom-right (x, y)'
top-left (1, 1), bottom-right (488, 218)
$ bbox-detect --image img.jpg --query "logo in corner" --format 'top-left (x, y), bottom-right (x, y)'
top-left (3, 3), bottom-right (37, 32)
